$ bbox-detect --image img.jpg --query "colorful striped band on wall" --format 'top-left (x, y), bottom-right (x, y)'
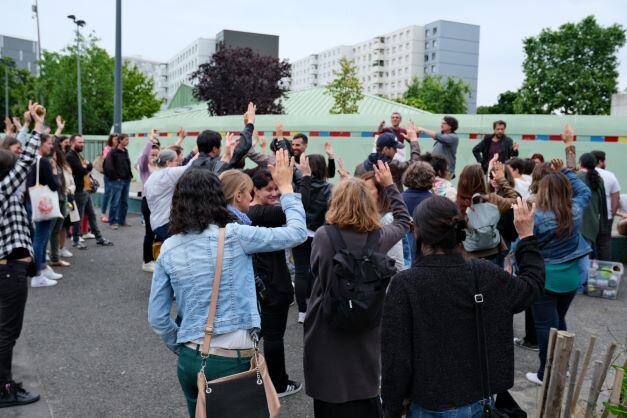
top-left (128, 131), bottom-right (625, 142)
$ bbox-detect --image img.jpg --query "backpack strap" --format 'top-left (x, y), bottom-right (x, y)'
top-left (363, 228), bottom-right (381, 256)
top-left (326, 224), bottom-right (348, 251)
top-left (470, 261), bottom-right (494, 411)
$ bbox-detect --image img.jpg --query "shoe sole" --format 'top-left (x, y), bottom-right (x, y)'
top-left (277, 385), bottom-right (303, 398)
top-left (0, 395), bottom-right (41, 408)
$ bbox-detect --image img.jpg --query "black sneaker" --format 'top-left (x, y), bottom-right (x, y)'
top-left (0, 381), bottom-right (40, 408)
top-left (96, 239), bottom-right (113, 246)
top-left (277, 380), bottom-right (302, 398)
top-left (514, 337), bottom-right (539, 352)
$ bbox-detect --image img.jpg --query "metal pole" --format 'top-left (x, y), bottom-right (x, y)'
top-left (33, 1), bottom-right (42, 75)
top-left (4, 66), bottom-right (8, 119)
top-left (113, 0), bottom-right (122, 133)
top-left (76, 25), bottom-right (83, 135)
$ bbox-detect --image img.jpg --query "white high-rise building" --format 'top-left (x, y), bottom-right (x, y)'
top-left (290, 21), bottom-right (480, 113)
top-left (165, 38), bottom-right (216, 103)
top-left (123, 55), bottom-right (168, 102)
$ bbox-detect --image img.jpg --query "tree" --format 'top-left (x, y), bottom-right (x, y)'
top-left (476, 90), bottom-right (519, 114)
top-left (0, 57), bottom-right (37, 118)
top-left (36, 34), bottom-right (163, 134)
top-left (324, 57), bottom-right (364, 114)
top-left (191, 46), bottom-right (291, 116)
top-left (397, 75), bottom-right (470, 113)
top-left (122, 62), bottom-right (164, 121)
top-left (516, 16), bottom-right (626, 115)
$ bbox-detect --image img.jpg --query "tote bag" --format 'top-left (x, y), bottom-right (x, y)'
top-left (29, 157), bottom-right (63, 222)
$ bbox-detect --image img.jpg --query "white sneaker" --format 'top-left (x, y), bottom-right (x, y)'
top-left (60, 248), bottom-right (73, 258)
top-left (83, 232), bottom-right (96, 239)
top-left (142, 261), bottom-right (155, 273)
top-left (31, 275), bottom-right (58, 288)
top-left (43, 266), bottom-right (63, 281)
top-left (298, 312), bottom-right (306, 324)
top-left (525, 372), bottom-right (543, 385)
top-left (79, 236), bottom-right (85, 243)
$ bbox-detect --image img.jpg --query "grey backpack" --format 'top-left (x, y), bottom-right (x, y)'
top-left (463, 193), bottom-right (501, 252)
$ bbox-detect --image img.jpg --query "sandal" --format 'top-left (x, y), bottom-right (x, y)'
top-left (101, 215), bottom-right (109, 223)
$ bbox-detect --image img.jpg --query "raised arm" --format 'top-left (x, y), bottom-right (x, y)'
top-left (562, 124), bottom-right (577, 170)
top-left (374, 161), bottom-right (412, 252)
top-left (325, 142), bottom-right (336, 178)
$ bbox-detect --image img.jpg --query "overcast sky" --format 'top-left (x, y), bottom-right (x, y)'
top-left (3, 0), bottom-right (626, 106)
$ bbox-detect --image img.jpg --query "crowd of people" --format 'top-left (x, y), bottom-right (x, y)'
top-left (1, 103), bottom-right (626, 417)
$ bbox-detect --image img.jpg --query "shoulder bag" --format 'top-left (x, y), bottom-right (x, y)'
top-left (29, 157), bottom-right (63, 222)
top-left (195, 228), bottom-right (281, 418)
top-left (471, 263), bottom-right (527, 418)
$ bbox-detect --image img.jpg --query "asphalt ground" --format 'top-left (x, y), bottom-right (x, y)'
top-left (7, 213), bottom-right (627, 417)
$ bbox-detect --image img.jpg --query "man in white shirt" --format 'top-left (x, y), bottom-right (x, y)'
top-left (591, 150), bottom-right (621, 260)
top-left (506, 158), bottom-right (530, 199)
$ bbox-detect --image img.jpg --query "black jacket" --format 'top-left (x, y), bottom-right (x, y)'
top-left (66, 149), bottom-right (92, 192)
top-left (301, 176), bottom-right (332, 231)
top-left (104, 147), bottom-right (132, 181)
top-left (472, 135), bottom-right (518, 171)
top-left (191, 123), bottom-right (254, 173)
top-left (381, 237), bottom-right (544, 415)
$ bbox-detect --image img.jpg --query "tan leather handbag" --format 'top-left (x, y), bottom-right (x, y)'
top-left (195, 228), bottom-right (281, 418)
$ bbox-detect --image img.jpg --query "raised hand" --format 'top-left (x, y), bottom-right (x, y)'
top-left (402, 121), bottom-right (418, 142)
top-left (337, 158), bottom-right (350, 179)
top-left (551, 158), bottom-right (564, 171)
top-left (259, 135), bottom-right (267, 151)
top-left (373, 160), bottom-right (393, 187)
top-left (513, 197), bottom-right (536, 239)
top-left (29, 100), bottom-right (46, 132)
top-left (324, 141), bottom-right (334, 158)
top-left (56, 115), bottom-right (65, 132)
top-left (23, 110), bottom-right (32, 128)
top-left (275, 121), bottom-right (283, 138)
top-left (244, 102), bottom-right (256, 125)
top-left (4, 117), bottom-right (14, 134)
top-left (222, 132), bottom-right (239, 161)
top-left (492, 161), bottom-right (505, 180)
top-left (12, 116), bottom-right (22, 132)
top-left (268, 149), bottom-right (294, 194)
top-left (300, 153), bottom-right (311, 176)
top-left (561, 124), bottom-right (574, 145)
top-left (513, 142), bottom-right (519, 152)
top-left (177, 127), bottom-right (186, 139)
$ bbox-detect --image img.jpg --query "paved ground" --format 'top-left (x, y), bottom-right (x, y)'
top-left (7, 214), bottom-right (627, 417)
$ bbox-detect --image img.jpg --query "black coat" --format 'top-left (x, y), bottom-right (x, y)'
top-left (472, 135), bottom-right (518, 171)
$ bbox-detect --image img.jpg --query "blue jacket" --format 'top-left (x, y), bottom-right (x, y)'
top-left (148, 193), bottom-right (307, 353)
top-left (532, 168), bottom-right (591, 264)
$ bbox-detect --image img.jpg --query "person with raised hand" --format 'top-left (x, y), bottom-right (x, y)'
top-left (304, 159), bottom-right (411, 417)
top-left (0, 100), bottom-right (46, 408)
top-left (381, 196), bottom-right (544, 417)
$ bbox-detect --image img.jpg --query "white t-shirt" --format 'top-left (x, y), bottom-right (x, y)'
top-left (596, 168), bottom-right (621, 220)
top-left (514, 178), bottom-right (531, 199)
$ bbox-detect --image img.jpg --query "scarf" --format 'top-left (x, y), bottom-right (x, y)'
top-left (228, 205), bottom-right (252, 225)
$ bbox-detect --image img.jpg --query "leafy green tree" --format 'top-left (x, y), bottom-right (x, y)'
top-left (0, 57), bottom-right (37, 118)
top-left (122, 62), bottom-right (164, 121)
top-left (36, 34), bottom-right (162, 134)
top-left (516, 16), bottom-right (626, 115)
top-left (477, 90), bottom-right (519, 114)
top-left (324, 57), bottom-right (364, 114)
top-left (397, 75), bottom-right (470, 114)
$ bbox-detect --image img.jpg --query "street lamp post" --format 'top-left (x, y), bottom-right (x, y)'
top-left (67, 15), bottom-right (85, 135)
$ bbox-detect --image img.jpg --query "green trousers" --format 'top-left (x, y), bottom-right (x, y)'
top-left (177, 345), bottom-right (252, 418)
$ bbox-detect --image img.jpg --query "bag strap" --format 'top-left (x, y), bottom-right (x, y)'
top-left (200, 227), bottom-right (226, 357)
top-left (470, 262), bottom-right (493, 408)
top-left (35, 156), bottom-right (41, 185)
top-left (326, 224), bottom-right (347, 251)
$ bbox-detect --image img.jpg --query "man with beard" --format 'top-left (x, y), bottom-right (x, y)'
top-left (472, 120), bottom-right (519, 172)
top-left (66, 135), bottom-right (113, 249)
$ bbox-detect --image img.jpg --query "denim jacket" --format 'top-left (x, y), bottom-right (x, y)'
top-left (148, 193), bottom-right (307, 353)
top-left (532, 168), bottom-right (591, 264)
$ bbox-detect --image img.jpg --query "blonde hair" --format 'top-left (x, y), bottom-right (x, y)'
top-left (325, 177), bottom-right (381, 232)
top-left (219, 169), bottom-right (253, 204)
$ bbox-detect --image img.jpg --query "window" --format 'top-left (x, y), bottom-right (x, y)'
top-left (425, 29), bottom-right (429, 37)
top-left (433, 27), bottom-right (438, 35)
top-left (432, 40), bottom-right (437, 48)
top-left (19, 50), bottom-right (23, 61)
top-left (425, 42), bottom-right (428, 49)
top-left (432, 52), bottom-right (436, 60)
top-left (431, 65), bottom-right (436, 73)
top-left (425, 54), bottom-right (428, 62)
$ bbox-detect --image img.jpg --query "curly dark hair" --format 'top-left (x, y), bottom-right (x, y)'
top-left (413, 196), bottom-right (466, 257)
top-left (169, 169), bottom-right (234, 235)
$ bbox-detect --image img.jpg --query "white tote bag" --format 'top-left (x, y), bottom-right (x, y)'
top-left (29, 157), bottom-right (63, 222)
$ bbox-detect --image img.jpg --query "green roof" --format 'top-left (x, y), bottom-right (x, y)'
top-left (166, 84), bottom-right (200, 110)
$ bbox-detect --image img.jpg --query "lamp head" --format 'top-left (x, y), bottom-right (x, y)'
top-left (67, 14), bottom-right (76, 21)
top-left (76, 20), bottom-right (86, 27)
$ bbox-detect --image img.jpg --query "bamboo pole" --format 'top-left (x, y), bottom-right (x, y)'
top-left (588, 343), bottom-right (618, 410)
top-left (584, 361), bottom-right (605, 418)
top-left (601, 367), bottom-right (624, 418)
top-left (545, 332), bottom-right (575, 418)
top-left (540, 328), bottom-right (559, 418)
top-left (571, 335), bottom-right (597, 412)
top-left (562, 349), bottom-right (581, 418)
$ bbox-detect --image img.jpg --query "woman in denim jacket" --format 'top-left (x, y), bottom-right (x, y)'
top-left (523, 159), bottom-right (591, 385)
top-left (148, 150), bottom-right (307, 417)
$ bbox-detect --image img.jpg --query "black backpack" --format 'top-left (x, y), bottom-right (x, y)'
top-left (321, 225), bottom-right (397, 332)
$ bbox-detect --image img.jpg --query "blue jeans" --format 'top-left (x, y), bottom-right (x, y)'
top-left (33, 220), bottom-right (54, 274)
top-left (408, 400), bottom-right (488, 417)
top-left (108, 179), bottom-right (130, 225)
top-left (101, 175), bottom-right (112, 215)
top-left (531, 290), bottom-right (576, 380)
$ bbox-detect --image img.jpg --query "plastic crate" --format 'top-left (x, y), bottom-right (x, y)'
top-left (586, 260), bottom-right (623, 300)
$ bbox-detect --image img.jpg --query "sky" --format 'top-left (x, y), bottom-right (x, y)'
top-left (2, 0), bottom-right (627, 106)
